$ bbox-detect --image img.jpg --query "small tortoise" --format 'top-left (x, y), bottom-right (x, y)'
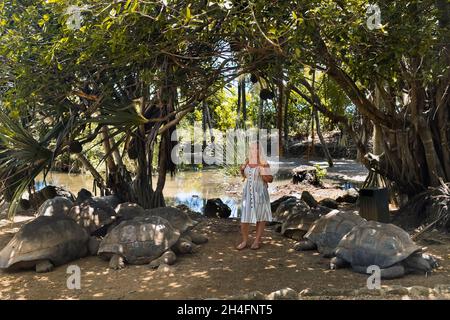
top-left (68, 197), bottom-right (117, 236)
top-left (0, 216), bottom-right (98, 273)
top-left (331, 220), bottom-right (438, 279)
top-left (273, 198), bottom-right (310, 225)
top-left (36, 196), bottom-right (74, 217)
top-left (145, 207), bottom-right (208, 247)
top-left (280, 210), bottom-right (322, 241)
top-left (294, 210), bottom-right (366, 257)
top-left (98, 215), bottom-right (185, 270)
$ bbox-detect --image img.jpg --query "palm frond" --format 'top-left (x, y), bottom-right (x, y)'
top-left (0, 111), bottom-right (54, 218)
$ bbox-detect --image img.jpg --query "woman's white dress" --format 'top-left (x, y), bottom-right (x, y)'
top-left (240, 165), bottom-right (272, 224)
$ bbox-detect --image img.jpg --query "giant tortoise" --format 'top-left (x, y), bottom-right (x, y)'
top-left (294, 209), bottom-right (366, 257)
top-left (98, 215), bottom-right (191, 270)
top-left (0, 216), bottom-right (98, 273)
top-left (331, 220), bottom-right (438, 278)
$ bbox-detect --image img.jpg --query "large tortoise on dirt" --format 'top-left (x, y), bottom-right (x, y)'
top-left (0, 216), bottom-right (98, 273)
top-left (294, 210), bottom-right (366, 257)
top-left (331, 220), bottom-right (438, 279)
top-left (98, 215), bottom-right (191, 269)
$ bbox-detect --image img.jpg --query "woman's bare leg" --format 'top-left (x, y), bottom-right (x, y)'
top-left (236, 223), bottom-right (250, 250)
top-left (252, 221), bottom-right (266, 249)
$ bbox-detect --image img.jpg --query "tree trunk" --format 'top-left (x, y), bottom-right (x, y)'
top-left (241, 77), bottom-right (247, 128)
top-left (314, 107), bottom-right (333, 167)
top-left (277, 80), bottom-right (284, 156)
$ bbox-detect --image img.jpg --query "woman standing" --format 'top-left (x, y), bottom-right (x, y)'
top-left (236, 141), bottom-right (273, 250)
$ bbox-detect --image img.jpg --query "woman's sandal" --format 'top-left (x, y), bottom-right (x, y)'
top-left (236, 241), bottom-right (248, 250)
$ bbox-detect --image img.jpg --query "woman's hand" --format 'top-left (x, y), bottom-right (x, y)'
top-left (260, 163), bottom-right (273, 183)
top-left (240, 158), bottom-right (249, 178)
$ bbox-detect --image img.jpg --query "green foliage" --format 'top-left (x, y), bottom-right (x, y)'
top-left (314, 164), bottom-right (327, 182)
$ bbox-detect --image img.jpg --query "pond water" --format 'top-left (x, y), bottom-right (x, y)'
top-left (35, 158), bottom-right (367, 218)
top-left (36, 170), bottom-right (254, 218)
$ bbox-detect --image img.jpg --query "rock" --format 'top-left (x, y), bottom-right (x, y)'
top-left (301, 191), bottom-right (318, 208)
top-left (266, 288), bottom-right (298, 300)
top-left (157, 263), bottom-right (174, 273)
top-left (434, 284), bottom-right (450, 295)
top-left (336, 188), bottom-right (359, 204)
top-left (292, 165), bottom-right (322, 186)
top-left (298, 288), bottom-right (319, 297)
top-left (227, 291), bottom-right (266, 300)
top-left (204, 198), bottom-right (231, 218)
top-left (354, 288), bottom-right (383, 296)
top-left (321, 288), bottom-right (356, 297)
top-left (318, 198), bottom-right (339, 209)
top-left (408, 286), bottom-right (432, 296)
top-left (382, 285), bottom-right (409, 296)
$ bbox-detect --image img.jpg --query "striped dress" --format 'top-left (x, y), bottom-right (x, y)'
top-left (240, 165), bottom-right (272, 224)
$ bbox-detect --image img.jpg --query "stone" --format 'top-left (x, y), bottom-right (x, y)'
top-left (298, 288), bottom-right (319, 297)
top-left (434, 284), bottom-right (450, 295)
top-left (266, 288), bottom-right (298, 300)
top-left (336, 188), bottom-right (359, 204)
top-left (355, 288), bottom-right (383, 296)
top-left (321, 288), bottom-right (356, 296)
top-left (227, 291), bottom-right (266, 300)
top-left (301, 191), bottom-right (318, 208)
top-left (382, 285), bottom-right (409, 296)
top-left (292, 165), bottom-right (322, 186)
top-left (204, 198), bottom-right (231, 218)
top-left (157, 263), bottom-right (174, 273)
top-left (318, 198), bottom-right (339, 209)
top-left (408, 286), bottom-right (432, 296)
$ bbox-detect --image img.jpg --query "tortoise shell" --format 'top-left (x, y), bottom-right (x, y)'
top-left (36, 196), bottom-right (74, 217)
top-left (0, 216), bottom-right (88, 270)
top-left (145, 207), bottom-right (197, 233)
top-left (334, 220), bottom-right (422, 268)
top-left (98, 215), bottom-right (180, 265)
top-left (305, 210), bottom-right (366, 256)
top-left (68, 198), bottom-right (117, 235)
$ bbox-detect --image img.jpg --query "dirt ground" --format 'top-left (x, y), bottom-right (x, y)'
top-left (1, 202), bottom-right (450, 300)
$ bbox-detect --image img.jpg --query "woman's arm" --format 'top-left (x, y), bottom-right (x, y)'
top-left (260, 162), bottom-right (273, 183)
top-left (240, 158), bottom-right (249, 178)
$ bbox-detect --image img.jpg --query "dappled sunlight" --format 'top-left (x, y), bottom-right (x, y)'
top-left (0, 217), bottom-right (449, 299)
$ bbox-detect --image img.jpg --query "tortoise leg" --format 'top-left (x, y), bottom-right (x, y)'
top-left (109, 254), bottom-right (125, 270)
top-left (148, 250), bottom-right (177, 269)
top-left (88, 237), bottom-right (101, 256)
top-left (186, 230), bottom-right (208, 245)
top-left (294, 239), bottom-right (317, 251)
top-left (36, 260), bottom-right (54, 273)
top-left (380, 265), bottom-right (406, 279)
top-left (352, 264), bottom-right (405, 279)
top-left (330, 256), bottom-right (349, 270)
top-left (403, 252), bottom-right (437, 275)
